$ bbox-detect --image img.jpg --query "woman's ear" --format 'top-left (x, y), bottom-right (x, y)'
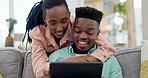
top-left (43, 15), bottom-right (47, 26)
top-left (43, 15), bottom-right (46, 23)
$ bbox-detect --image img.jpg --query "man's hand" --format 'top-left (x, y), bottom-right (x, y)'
top-left (61, 55), bottom-right (101, 62)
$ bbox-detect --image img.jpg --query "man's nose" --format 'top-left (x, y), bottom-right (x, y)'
top-left (79, 32), bottom-right (88, 39)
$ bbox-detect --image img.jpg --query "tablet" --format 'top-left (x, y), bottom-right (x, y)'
top-left (50, 62), bottom-right (103, 78)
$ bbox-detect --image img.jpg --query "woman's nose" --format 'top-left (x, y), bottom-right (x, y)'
top-left (56, 24), bottom-right (63, 32)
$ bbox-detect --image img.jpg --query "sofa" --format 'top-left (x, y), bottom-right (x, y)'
top-left (0, 46), bottom-right (141, 78)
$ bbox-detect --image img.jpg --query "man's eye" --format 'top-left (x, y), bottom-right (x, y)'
top-left (87, 31), bottom-right (95, 35)
top-left (87, 32), bottom-right (93, 35)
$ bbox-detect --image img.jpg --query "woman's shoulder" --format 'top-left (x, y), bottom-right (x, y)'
top-left (29, 25), bottom-right (47, 40)
top-left (30, 25), bottom-right (46, 36)
top-left (32, 25), bottom-right (46, 32)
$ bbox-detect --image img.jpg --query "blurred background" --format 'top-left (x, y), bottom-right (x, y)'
top-left (0, 0), bottom-right (146, 50)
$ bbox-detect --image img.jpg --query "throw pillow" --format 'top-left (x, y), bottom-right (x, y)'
top-left (0, 69), bottom-right (2, 78)
top-left (140, 40), bottom-right (148, 78)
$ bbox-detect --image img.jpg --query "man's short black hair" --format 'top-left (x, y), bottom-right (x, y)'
top-left (75, 6), bottom-right (103, 25)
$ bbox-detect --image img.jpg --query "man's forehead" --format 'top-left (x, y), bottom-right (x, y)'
top-left (74, 18), bottom-right (98, 26)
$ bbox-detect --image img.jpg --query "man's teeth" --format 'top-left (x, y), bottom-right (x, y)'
top-left (79, 41), bottom-right (88, 45)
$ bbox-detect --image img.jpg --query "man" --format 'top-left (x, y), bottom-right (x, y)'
top-left (49, 6), bottom-right (123, 78)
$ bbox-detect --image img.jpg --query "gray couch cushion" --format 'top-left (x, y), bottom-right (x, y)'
top-left (22, 52), bottom-right (35, 78)
top-left (0, 47), bottom-right (24, 78)
top-left (114, 46), bottom-right (141, 78)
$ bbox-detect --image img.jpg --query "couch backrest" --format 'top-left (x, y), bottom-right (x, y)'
top-left (0, 47), bottom-right (24, 78)
top-left (0, 46), bottom-right (141, 78)
top-left (23, 46), bottom-right (141, 78)
top-left (114, 46), bottom-right (141, 78)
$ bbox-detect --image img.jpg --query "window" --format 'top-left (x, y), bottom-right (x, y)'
top-left (0, 0), bottom-right (41, 47)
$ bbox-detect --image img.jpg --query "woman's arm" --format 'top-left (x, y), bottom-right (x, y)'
top-left (30, 26), bottom-right (50, 78)
top-left (62, 34), bottom-right (115, 62)
top-left (91, 34), bottom-right (116, 62)
top-left (62, 55), bottom-right (100, 62)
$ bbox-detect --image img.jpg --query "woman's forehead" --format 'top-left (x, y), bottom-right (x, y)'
top-left (45, 6), bottom-right (69, 18)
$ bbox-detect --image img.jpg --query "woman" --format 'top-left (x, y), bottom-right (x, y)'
top-left (24, 0), bottom-right (116, 77)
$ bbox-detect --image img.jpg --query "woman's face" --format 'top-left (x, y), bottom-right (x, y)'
top-left (44, 6), bottom-right (70, 39)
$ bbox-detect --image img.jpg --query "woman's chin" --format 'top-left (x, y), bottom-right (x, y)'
top-left (55, 34), bottom-right (64, 39)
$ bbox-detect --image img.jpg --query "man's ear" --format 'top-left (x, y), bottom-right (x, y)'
top-left (97, 30), bottom-right (100, 35)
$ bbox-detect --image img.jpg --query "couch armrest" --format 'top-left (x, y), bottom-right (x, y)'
top-left (22, 51), bottom-right (35, 78)
top-left (114, 46), bottom-right (141, 78)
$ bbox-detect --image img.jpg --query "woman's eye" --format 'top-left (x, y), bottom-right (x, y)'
top-left (74, 29), bottom-right (81, 33)
top-left (50, 22), bottom-right (56, 25)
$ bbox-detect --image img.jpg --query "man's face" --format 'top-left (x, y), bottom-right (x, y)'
top-left (73, 18), bottom-right (100, 53)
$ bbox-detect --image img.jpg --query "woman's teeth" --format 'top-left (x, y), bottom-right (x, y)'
top-left (57, 32), bottom-right (63, 35)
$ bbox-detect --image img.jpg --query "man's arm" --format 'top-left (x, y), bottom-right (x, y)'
top-left (109, 57), bottom-right (123, 78)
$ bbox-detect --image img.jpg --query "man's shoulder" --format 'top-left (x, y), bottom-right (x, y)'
top-left (54, 46), bottom-right (70, 53)
top-left (49, 46), bottom-right (70, 57)
top-left (49, 46), bottom-right (71, 61)
top-left (104, 56), bottom-right (118, 63)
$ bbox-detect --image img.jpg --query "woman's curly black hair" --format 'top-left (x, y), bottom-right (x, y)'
top-left (23, 0), bottom-right (44, 43)
top-left (23, 0), bottom-right (70, 43)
